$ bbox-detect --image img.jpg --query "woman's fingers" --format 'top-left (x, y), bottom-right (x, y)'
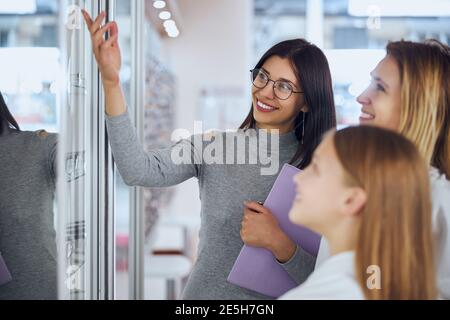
top-left (102, 22), bottom-right (119, 47)
top-left (80, 9), bottom-right (120, 52)
top-left (93, 22), bottom-right (114, 48)
top-left (82, 10), bottom-right (110, 58)
top-left (243, 207), bottom-right (259, 218)
top-left (81, 9), bottom-right (93, 28)
top-left (242, 209), bottom-right (260, 236)
top-left (84, 11), bottom-right (106, 35)
top-left (91, 11), bottom-right (106, 34)
top-left (243, 201), bottom-right (267, 214)
top-left (240, 222), bottom-right (249, 240)
top-left (102, 33), bottom-right (118, 49)
top-left (109, 20), bottom-right (119, 37)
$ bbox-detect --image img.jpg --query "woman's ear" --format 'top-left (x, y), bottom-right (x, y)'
top-left (300, 105), bottom-right (309, 113)
top-left (342, 187), bottom-right (367, 217)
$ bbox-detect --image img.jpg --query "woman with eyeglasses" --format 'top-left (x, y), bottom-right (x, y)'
top-left (82, 10), bottom-right (336, 299)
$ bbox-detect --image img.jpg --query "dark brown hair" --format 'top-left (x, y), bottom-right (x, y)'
top-left (0, 91), bottom-right (20, 134)
top-left (239, 39), bottom-right (336, 169)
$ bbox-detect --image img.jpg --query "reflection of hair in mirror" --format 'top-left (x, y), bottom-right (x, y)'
top-left (334, 126), bottom-right (436, 300)
top-left (240, 39), bottom-right (336, 170)
top-left (0, 92), bottom-right (20, 135)
top-left (386, 39), bottom-right (450, 178)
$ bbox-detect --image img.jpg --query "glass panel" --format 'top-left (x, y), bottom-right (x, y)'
top-left (58, 0), bottom-right (92, 300)
top-left (115, 0), bottom-right (132, 300)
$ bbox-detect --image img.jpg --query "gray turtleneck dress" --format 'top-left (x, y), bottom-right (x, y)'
top-left (106, 110), bottom-right (316, 300)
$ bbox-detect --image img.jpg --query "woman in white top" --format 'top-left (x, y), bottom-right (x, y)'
top-left (281, 125), bottom-right (437, 300)
top-left (315, 40), bottom-right (450, 299)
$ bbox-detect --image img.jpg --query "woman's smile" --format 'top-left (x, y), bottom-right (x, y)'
top-left (359, 107), bottom-right (375, 123)
top-left (255, 99), bottom-right (279, 113)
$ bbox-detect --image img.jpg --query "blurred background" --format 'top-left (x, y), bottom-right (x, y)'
top-left (0, 0), bottom-right (449, 299)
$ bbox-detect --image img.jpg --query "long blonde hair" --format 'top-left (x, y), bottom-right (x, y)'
top-left (387, 40), bottom-right (450, 178)
top-left (333, 126), bottom-right (436, 300)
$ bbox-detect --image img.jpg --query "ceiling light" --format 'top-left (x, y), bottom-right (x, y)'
top-left (158, 11), bottom-right (171, 20)
top-left (163, 19), bottom-right (176, 29)
top-left (153, 1), bottom-right (166, 9)
top-left (167, 29), bottom-right (180, 38)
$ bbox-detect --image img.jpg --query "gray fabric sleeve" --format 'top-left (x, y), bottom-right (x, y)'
top-left (105, 109), bottom-right (202, 187)
top-left (278, 245), bottom-right (316, 285)
top-left (47, 133), bottom-right (58, 184)
top-left (35, 131), bottom-right (57, 186)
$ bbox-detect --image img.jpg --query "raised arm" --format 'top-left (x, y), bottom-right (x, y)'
top-left (82, 10), bottom-right (201, 187)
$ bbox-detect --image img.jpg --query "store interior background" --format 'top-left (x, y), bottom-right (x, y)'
top-left (1, 0), bottom-right (450, 299)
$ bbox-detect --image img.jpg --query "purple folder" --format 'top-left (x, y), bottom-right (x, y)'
top-left (0, 252), bottom-right (12, 286)
top-left (227, 163), bottom-right (321, 298)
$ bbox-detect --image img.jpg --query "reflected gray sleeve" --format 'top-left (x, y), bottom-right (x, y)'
top-left (46, 133), bottom-right (58, 185)
top-left (278, 245), bottom-right (316, 285)
top-left (105, 109), bottom-right (201, 187)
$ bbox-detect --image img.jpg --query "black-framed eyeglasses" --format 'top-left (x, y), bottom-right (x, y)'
top-left (250, 68), bottom-right (303, 100)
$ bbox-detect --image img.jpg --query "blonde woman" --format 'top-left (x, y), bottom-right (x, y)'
top-left (281, 126), bottom-right (436, 299)
top-left (316, 39), bottom-right (450, 299)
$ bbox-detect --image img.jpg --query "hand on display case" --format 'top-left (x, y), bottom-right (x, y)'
top-left (82, 10), bottom-right (121, 89)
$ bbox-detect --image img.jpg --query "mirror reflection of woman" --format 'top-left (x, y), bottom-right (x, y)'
top-left (0, 92), bottom-right (58, 299)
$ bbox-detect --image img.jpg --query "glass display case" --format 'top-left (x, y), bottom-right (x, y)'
top-left (0, 0), bottom-right (60, 132)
